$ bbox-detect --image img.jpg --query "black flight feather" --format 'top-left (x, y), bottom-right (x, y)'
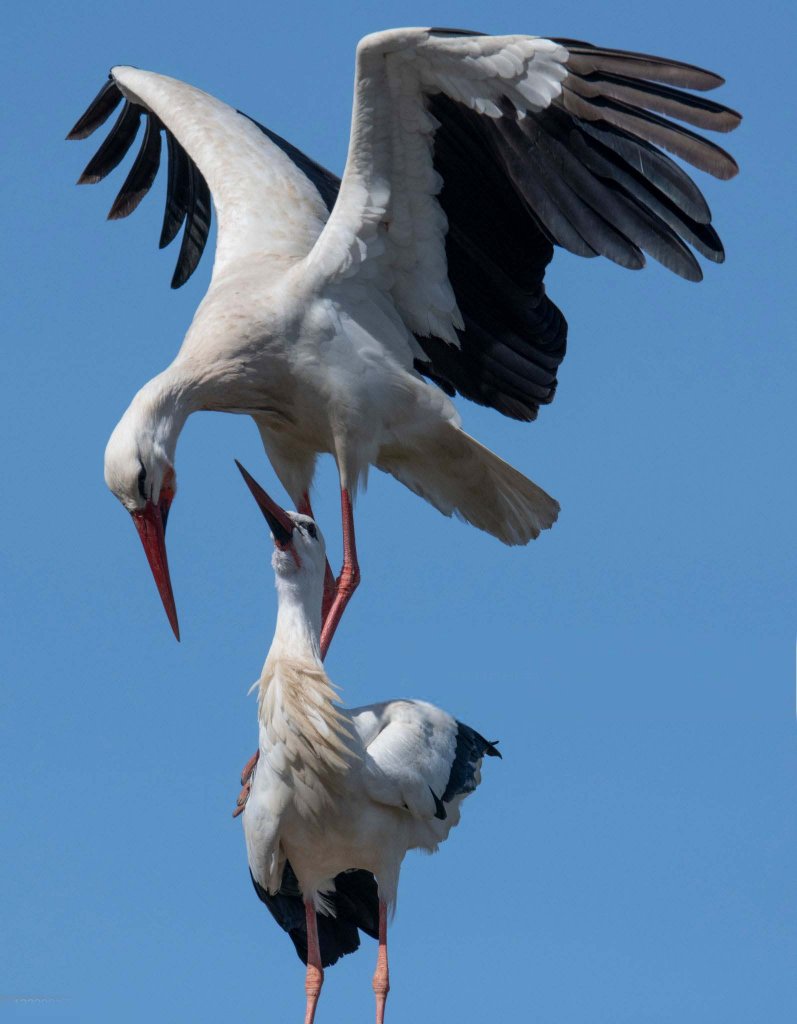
top-left (250, 863), bottom-right (378, 968)
top-left (66, 78), bottom-right (122, 140)
top-left (77, 100), bottom-right (142, 184)
top-left (420, 93), bottom-right (568, 419)
top-left (575, 118), bottom-right (712, 223)
top-left (68, 38), bottom-right (738, 419)
top-left (107, 113), bottom-right (162, 220)
top-left (568, 130), bottom-right (724, 262)
top-left (171, 163), bottom-right (211, 289)
top-left (559, 89), bottom-right (739, 179)
top-left (554, 39), bottom-right (727, 91)
top-left (565, 71), bottom-right (741, 133)
top-left (159, 132), bottom-right (190, 248)
top-left (525, 110), bottom-right (705, 279)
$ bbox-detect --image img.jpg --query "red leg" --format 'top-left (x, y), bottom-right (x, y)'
top-left (304, 900), bottom-right (324, 1024)
top-left (319, 488), bottom-right (361, 660)
top-left (298, 492), bottom-right (337, 624)
top-left (372, 900), bottom-right (390, 1024)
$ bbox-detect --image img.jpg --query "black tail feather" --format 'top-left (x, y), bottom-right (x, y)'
top-left (442, 723), bottom-right (502, 803)
top-left (250, 863), bottom-right (379, 968)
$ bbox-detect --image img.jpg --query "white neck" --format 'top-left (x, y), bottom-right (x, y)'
top-left (267, 569), bottom-right (324, 665)
top-left (257, 565), bottom-right (354, 784)
top-left (123, 367), bottom-right (198, 464)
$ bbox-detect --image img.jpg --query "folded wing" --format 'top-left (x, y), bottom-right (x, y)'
top-left (355, 699), bottom-right (499, 820)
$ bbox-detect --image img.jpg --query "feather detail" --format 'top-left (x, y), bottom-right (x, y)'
top-left (259, 657), bottom-right (357, 819)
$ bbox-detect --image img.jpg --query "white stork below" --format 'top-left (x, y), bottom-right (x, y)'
top-left (236, 462), bottom-right (500, 1024)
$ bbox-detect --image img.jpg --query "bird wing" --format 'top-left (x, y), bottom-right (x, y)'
top-left (67, 68), bottom-right (337, 287)
top-left (304, 28), bottom-right (741, 419)
top-left (353, 699), bottom-right (472, 820)
top-left (242, 753), bottom-right (291, 894)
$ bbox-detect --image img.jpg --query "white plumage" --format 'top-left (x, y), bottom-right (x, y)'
top-left (67, 26), bottom-right (739, 647)
top-left (307, 31), bottom-right (569, 342)
top-left (236, 464), bottom-right (499, 1022)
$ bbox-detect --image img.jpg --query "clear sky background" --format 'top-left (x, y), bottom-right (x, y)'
top-left (1, 1), bottom-right (794, 1021)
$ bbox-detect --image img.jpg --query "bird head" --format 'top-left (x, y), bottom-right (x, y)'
top-left (235, 461), bottom-right (327, 585)
top-left (104, 419), bottom-right (179, 640)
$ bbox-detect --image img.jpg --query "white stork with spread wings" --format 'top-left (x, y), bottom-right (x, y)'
top-left (67, 28), bottom-right (741, 643)
top-left (234, 461), bottom-right (501, 1024)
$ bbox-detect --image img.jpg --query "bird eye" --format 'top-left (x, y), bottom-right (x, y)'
top-left (306, 523), bottom-right (317, 539)
top-left (137, 461), bottom-right (147, 500)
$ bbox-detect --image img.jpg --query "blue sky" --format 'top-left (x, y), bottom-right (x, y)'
top-left (1, 1), bottom-right (794, 1021)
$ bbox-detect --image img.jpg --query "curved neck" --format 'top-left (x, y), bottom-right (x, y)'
top-left (124, 367), bottom-right (199, 464)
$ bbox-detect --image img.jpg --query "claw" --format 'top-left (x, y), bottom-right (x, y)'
top-left (240, 750), bottom-right (259, 786)
top-left (232, 781), bottom-right (250, 818)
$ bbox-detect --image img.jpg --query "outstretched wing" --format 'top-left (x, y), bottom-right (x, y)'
top-left (306, 28), bottom-right (741, 420)
top-left (67, 67), bottom-right (335, 287)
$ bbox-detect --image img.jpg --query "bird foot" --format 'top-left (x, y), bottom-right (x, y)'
top-left (232, 750), bottom-right (260, 817)
top-left (232, 782), bottom-right (249, 818)
top-left (240, 750), bottom-right (259, 785)
top-left (336, 561), bottom-right (361, 595)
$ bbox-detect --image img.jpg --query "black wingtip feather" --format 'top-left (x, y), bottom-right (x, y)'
top-left (159, 132), bottom-right (189, 248)
top-left (66, 78), bottom-right (122, 140)
top-left (77, 100), bottom-right (142, 185)
top-left (555, 39), bottom-right (728, 92)
top-left (107, 113), bottom-right (162, 220)
top-left (170, 164), bottom-right (211, 288)
top-left (587, 121), bottom-right (710, 222)
top-left (560, 88), bottom-right (739, 180)
top-left (566, 70), bottom-right (742, 133)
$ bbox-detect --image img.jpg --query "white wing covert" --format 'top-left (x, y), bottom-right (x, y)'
top-left (67, 68), bottom-right (336, 286)
top-left (353, 699), bottom-right (500, 821)
top-left (304, 27), bottom-right (740, 421)
top-left (306, 29), bottom-right (570, 345)
top-left (68, 35), bottom-right (741, 423)
top-left (353, 700), bottom-right (460, 820)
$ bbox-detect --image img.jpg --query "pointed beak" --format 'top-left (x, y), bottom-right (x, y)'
top-left (235, 460), bottom-right (295, 549)
top-left (131, 490), bottom-right (180, 640)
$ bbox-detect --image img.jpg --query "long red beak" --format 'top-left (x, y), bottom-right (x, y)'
top-left (131, 491), bottom-right (179, 640)
top-left (235, 460), bottom-right (295, 548)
